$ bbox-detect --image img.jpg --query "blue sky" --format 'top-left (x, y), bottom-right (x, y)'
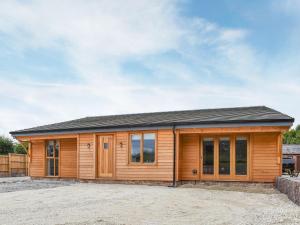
top-left (0, 0), bottom-right (299, 135)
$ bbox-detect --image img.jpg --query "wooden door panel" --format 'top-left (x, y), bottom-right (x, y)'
top-left (98, 136), bottom-right (113, 177)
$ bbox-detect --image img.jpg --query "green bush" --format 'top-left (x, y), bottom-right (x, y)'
top-left (283, 125), bottom-right (300, 144)
top-left (0, 136), bottom-right (14, 155)
top-left (0, 136), bottom-right (28, 155)
top-left (14, 143), bottom-right (27, 154)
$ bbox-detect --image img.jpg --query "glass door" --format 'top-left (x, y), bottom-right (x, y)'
top-left (219, 137), bottom-right (231, 175)
top-left (200, 135), bottom-right (249, 181)
top-left (201, 137), bottom-right (215, 179)
top-left (46, 140), bottom-right (59, 176)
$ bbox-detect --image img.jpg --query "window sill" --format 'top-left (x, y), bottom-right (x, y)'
top-left (128, 162), bottom-right (158, 167)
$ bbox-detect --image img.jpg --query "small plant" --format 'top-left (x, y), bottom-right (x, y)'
top-left (286, 169), bottom-right (299, 178)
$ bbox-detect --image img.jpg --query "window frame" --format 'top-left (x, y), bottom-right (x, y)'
top-left (233, 135), bottom-right (249, 177)
top-left (200, 134), bottom-right (250, 180)
top-left (202, 137), bottom-right (215, 175)
top-left (128, 131), bottom-right (158, 165)
top-left (45, 140), bottom-right (60, 177)
top-left (218, 136), bottom-right (231, 176)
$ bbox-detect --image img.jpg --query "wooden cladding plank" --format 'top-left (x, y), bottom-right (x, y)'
top-left (252, 133), bottom-right (280, 182)
top-left (60, 138), bottom-right (77, 178)
top-left (179, 126), bottom-right (289, 134)
top-left (78, 134), bottom-right (95, 179)
top-left (30, 141), bottom-right (45, 177)
top-left (179, 134), bottom-right (199, 180)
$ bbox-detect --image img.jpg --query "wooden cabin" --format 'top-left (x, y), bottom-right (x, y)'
top-left (10, 106), bottom-right (294, 184)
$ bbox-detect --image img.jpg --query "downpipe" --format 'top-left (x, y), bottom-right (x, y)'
top-left (168, 125), bottom-right (177, 187)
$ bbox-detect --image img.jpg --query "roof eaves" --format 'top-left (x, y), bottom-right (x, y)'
top-left (10, 119), bottom-right (293, 137)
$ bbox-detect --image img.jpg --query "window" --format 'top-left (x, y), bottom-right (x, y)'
top-left (131, 134), bottom-right (141, 162)
top-left (103, 142), bottom-right (109, 150)
top-left (235, 136), bottom-right (247, 175)
top-left (46, 140), bottom-right (59, 176)
top-left (130, 133), bottom-right (156, 164)
top-left (203, 138), bottom-right (214, 174)
top-left (143, 133), bottom-right (155, 163)
top-left (201, 135), bottom-right (248, 178)
top-left (219, 137), bottom-right (230, 175)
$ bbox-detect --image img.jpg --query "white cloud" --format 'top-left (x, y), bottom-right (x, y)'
top-left (0, 0), bottom-right (181, 56)
top-left (0, 0), bottom-right (299, 136)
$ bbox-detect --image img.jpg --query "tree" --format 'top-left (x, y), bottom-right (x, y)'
top-left (14, 143), bottom-right (28, 154)
top-left (283, 125), bottom-right (300, 144)
top-left (0, 136), bottom-right (14, 155)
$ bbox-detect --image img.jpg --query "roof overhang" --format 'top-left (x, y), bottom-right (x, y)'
top-left (10, 121), bottom-right (293, 138)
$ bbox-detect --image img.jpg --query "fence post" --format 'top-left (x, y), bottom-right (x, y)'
top-left (28, 142), bottom-right (31, 176)
top-left (8, 153), bottom-right (12, 177)
top-left (25, 154), bottom-right (27, 176)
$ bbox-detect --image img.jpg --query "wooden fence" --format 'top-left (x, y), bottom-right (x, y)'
top-left (0, 153), bottom-right (28, 177)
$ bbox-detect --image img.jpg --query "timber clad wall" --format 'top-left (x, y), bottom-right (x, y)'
top-left (115, 130), bottom-right (173, 181)
top-left (60, 138), bottom-right (77, 178)
top-left (30, 141), bottom-right (45, 177)
top-left (28, 129), bottom-right (282, 182)
top-left (78, 134), bottom-right (95, 179)
top-left (252, 133), bottom-right (280, 182)
top-left (180, 134), bottom-right (199, 180)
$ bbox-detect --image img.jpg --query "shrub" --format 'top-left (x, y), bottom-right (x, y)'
top-left (283, 125), bottom-right (300, 144)
top-left (14, 143), bottom-right (27, 154)
top-left (0, 136), bottom-right (14, 155)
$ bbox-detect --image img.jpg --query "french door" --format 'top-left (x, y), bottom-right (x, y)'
top-left (200, 135), bottom-right (249, 180)
top-left (46, 140), bottom-right (59, 176)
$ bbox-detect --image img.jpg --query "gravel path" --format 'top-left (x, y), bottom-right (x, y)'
top-left (0, 178), bottom-right (299, 225)
top-left (0, 177), bottom-right (73, 193)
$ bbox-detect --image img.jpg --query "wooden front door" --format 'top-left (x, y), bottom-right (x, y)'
top-left (97, 135), bottom-right (114, 178)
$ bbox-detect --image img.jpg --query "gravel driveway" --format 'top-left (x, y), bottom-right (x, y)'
top-left (0, 177), bottom-right (299, 225)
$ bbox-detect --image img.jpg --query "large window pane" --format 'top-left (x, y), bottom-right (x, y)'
top-left (47, 159), bottom-right (54, 176)
top-left (55, 141), bottom-right (59, 157)
top-left (47, 141), bottom-right (54, 157)
top-left (46, 140), bottom-right (59, 176)
top-left (143, 133), bottom-right (155, 163)
top-left (131, 134), bottom-right (141, 162)
top-left (55, 158), bottom-right (59, 176)
top-left (203, 138), bottom-right (214, 174)
top-left (219, 137), bottom-right (230, 175)
top-left (236, 137), bottom-right (247, 175)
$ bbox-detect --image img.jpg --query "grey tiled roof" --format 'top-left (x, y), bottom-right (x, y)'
top-left (283, 144), bottom-right (300, 155)
top-left (10, 106), bottom-right (294, 135)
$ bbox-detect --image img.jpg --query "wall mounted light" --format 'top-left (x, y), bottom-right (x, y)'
top-left (119, 141), bottom-right (123, 148)
top-left (192, 169), bottom-right (198, 175)
top-left (87, 143), bottom-right (91, 149)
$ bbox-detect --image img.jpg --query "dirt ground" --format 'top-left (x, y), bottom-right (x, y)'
top-left (0, 177), bottom-right (299, 225)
